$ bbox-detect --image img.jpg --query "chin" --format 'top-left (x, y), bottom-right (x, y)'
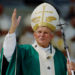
top-left (38, 41), bottom-right (46, 45)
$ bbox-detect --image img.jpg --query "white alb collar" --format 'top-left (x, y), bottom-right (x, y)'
top-left (32, 41), bottom-right (55, 59)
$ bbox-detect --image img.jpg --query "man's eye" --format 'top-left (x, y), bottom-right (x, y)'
top-left (37, 31), bottom-right (41, 33)
top-left (44, 32), bottom-right (48, 34)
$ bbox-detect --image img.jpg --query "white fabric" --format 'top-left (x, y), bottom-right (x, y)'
top-left (32, 41), bottom-right (55, 75)
top-left (3, 33), bottom-right (16, 62)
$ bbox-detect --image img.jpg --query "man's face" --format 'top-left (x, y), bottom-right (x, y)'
top-left (34, 26), bottom-right (54, 47)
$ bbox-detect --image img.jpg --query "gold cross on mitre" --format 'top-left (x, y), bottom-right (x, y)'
top-left (35, 5), bottom-right (53, 23)
top-left (32, 5), bottom-right (56, 23)
top-left (32, 3), bottom-right (57, 31)
top-left (35, 5), bottom-right (53, 14)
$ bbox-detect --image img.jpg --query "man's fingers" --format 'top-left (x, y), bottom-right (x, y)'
top-left (67, 63), bottom-right (72, 75)
top-left (12, 8), bottom-right (16, 20)
top-left (17, 16), bottom-right (21, 25)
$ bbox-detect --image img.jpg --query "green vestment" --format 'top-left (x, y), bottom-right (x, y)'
top-left (0, 44), bottom-right (67, 75)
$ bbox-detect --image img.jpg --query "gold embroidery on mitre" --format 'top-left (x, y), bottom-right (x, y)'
top-left (33, 22), bottom-right (56, 31)
top-left (32, 4), bottom-right (57, 31)
top-left (46, 16), bottom-right (56, 22)
top-left (35, 11), bottom-right (53, 14)
top-left (34, 5), bottom-right (53, 24)
top-left (41, 5), bottom-right (45, 24)
top-left (32, 16), bottom-right (41, 23)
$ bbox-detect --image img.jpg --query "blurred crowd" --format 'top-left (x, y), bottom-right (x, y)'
top-left (0, 4), bottom-right (11, 54)
top-left (0, 0), bottom-right (75, 61)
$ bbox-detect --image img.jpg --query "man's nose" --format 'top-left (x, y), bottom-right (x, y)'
top-left (40, 32), bottom-right (44, 36)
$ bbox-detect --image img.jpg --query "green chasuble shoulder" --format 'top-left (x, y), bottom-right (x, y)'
top-left (0, 44), bottom-right (67, 75)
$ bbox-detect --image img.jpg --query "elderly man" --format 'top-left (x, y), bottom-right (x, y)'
top-left (0, 3), bottom-right (74, 75)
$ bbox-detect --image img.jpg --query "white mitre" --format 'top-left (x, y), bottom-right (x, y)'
top-left (31, 3), bottom-right (59, 31)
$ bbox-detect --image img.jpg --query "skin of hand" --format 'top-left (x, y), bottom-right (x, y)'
top-left (67, 59), bottom-right (75, 75)
top-left (9, 8), bottom-right (21, 34)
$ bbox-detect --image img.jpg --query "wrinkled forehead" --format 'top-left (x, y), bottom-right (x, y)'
top-left (36, 26), bottom-right (51, 30)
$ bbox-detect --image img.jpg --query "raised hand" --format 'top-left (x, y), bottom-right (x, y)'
top-left (9, 8), bottom-right (21, 34)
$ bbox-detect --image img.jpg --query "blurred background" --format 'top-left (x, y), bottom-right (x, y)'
top-left (0, 0), bottom-right (75, 61)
